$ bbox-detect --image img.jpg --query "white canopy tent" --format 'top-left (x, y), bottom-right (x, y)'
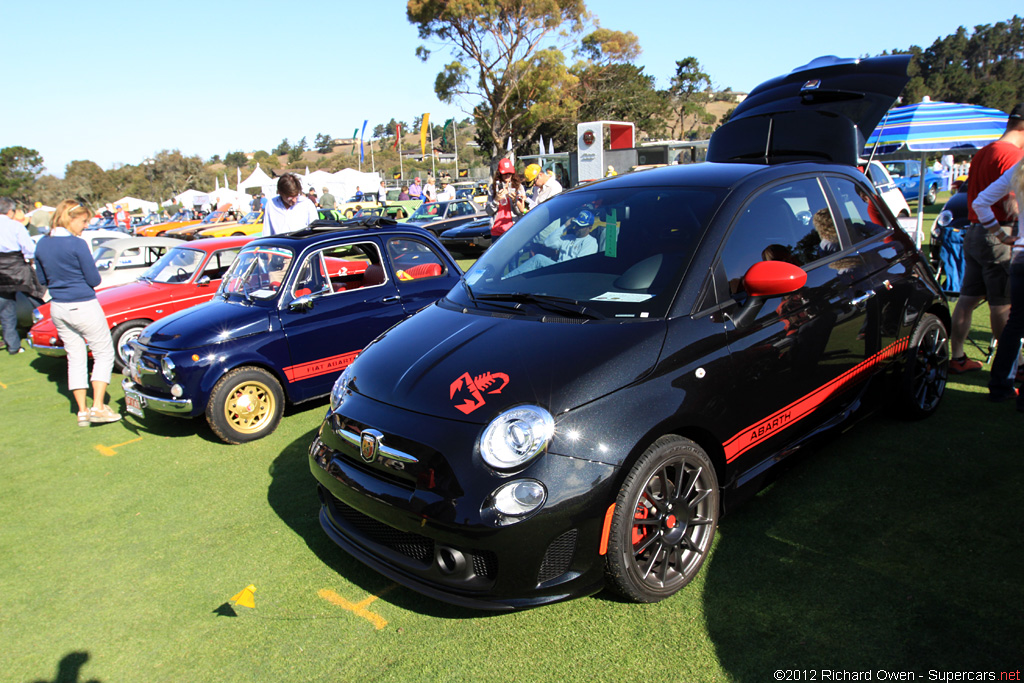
top-left (326, 168), bottom-right (382, 201)
top-left (208, 188), bottom-right (251, 212)
top-left (108, 196), bottom-right (159, 214)
top-left (173, 189), bottom-right (211, 210)
top-left (238, 164), bottom-right (276, 197)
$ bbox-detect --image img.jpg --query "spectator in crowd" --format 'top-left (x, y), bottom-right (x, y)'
top-left (949, 104), bottom-right (1024, 373)
top-left (485, 158), bottom-right (526, 242)
top-left (0, 197), bottom-right (37, 354)
top-left (378, 181), bottom-right (388, 205)
top-left (423, 176), bottom-right (436, 202)
top-left (354, 186), bottom-right (364, 201)
top-left (524, 164), bottom-right (563, 208)
top-left (262, 174), bottom-right (319, 236)
top-left (973, 156), bottom-right (1024, 406)
top-left (307, 188), bottom-right (318, 205)
top-left (435, 179), bottom-right (454, 201)
top-left (33, 200), bottom-right (121, 426)
top-left (409, 177), bottom-right (422, 200)
top-left (398, 186), bottom-right (410, 201)
top-left (319, 187), bottom-right (335, 210)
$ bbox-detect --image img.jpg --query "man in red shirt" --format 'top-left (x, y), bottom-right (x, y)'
top-left (949, 104), bottom-right (1024, 373)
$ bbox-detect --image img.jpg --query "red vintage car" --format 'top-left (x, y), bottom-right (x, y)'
top-left (29, 236), bottom-right (252, 371)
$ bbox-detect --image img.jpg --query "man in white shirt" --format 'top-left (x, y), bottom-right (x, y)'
top-left (262, 174), bottom-right (319, 236)
top-left (435, 179), bottom-right (455, 201)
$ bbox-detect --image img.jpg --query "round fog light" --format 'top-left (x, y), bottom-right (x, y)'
top-left (491, 480), bottom-right (546, 517)
top-left (170, 384), bottom-right (184, 398)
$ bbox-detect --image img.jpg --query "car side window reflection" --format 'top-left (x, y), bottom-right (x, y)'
top-left (293, 241), bottom-right (385, 298)
top-left (826, 177), bottom-right (890, 244)
top-left (387, 237), bottom-right (446, 281)
top-left (720, 179), bottom-right (836, 294)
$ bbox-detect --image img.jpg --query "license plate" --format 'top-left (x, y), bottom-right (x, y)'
top-left (125, 389), bottom-right (145, 418)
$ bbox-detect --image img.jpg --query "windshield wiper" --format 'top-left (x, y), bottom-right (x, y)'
top-left (460, 278), bottom-right (477, 305)
top-left (475, 292), bottom-right (605, 320)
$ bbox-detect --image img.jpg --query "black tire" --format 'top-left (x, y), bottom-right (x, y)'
top-left (232, 231), bottom-right (245, 237)
top-left (606, 435), bottom-right (720, 603)
top-left (924, 183), bottom-right (938, 205)
top-left (206, 367), bottom-right (284, 444)
top-left (898, 313), bottom-right (948, 419)
top-left (111, 319), bottom-right (150, 372)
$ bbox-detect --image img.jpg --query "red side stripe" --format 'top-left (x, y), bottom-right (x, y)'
top-left (722, 337), bottom-right (909, 462)
top-left (283, 350), bottom-right (361, 382)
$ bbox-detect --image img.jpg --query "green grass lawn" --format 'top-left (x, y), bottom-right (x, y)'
top-left (2, 196), bottom-right (1021, 682)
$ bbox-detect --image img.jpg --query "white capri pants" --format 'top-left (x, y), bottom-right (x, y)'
top-left (49, 299), bottom-right (115, 391)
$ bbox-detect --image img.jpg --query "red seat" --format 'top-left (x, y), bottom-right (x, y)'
top-left (400, 263), bottom-right (443, 280)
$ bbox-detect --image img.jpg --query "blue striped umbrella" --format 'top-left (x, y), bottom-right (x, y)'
top-left (864, 99), bottom-right (1010, 246)
top-left (865, 99), bottom-right (1008, 154)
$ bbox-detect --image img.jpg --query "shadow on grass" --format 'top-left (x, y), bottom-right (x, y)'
top-left (30, 650), bottom-right (100, 683)
top-left (703, 399), bottom-right (1023, 677)
top-left (266, 421), bottom-right (497, 621)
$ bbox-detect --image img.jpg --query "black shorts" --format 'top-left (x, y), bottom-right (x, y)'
top-left (961, 224), bottom-right (1011, 305)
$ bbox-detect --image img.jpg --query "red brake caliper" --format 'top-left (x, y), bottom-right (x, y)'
top-left (632, 503), bottom-right (649, 545)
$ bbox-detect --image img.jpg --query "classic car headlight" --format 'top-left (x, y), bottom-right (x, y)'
top-left (160, 356), bottom-right (176, 382)
top-left (31, 308), bottom-right (43, 324)
top-left (330, 365), bottom-right (354, 412)
top-left (935, 209), bottom-right (954, 228)
top-left (479, 405), bottom-right (554, 470)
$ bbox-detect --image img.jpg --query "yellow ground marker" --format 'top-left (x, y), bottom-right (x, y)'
top-left (0, 378), bottom-right (33, 389)
top-left (94, 437), bottom-right (143, 457)
top-left (230, 584), bottom-right (257, 609)
top-left (318, 585), bottom-right (394, 630)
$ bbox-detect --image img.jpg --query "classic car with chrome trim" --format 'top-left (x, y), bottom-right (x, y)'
top-left (196, 211), bottom-right (264, 239)
top-left (404, 199), bottom-right (485, 237)
top-left (121, 218), bottom-right (462, 444)
top-left (309, 54), bottom-right (950, 610)
top-left (163, 210), bottom-right (237, 239)
top-left (92, 236), bottom-right (182, 290)
top-left (29, 236), bottom-right (251, 371)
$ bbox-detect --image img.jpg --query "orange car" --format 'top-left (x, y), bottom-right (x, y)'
top-left (163, 210), bottom-right (237, 239)
top-left (135, 210), bottom-right (200, 237)
top-left (196, 211), bottom-right (263, 238)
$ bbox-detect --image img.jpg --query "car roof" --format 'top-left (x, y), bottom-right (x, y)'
top-left (254, 217), bottom-right (444, 246)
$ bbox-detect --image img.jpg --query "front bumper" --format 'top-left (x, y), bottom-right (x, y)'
top-left (309, 394), bottom-right (619, 610)
top-left (30, 341), bottom-right (67, 357)
top-left (121, 378), bottom-right (193, 415)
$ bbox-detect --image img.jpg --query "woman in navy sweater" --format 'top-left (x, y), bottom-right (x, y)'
top-left (34, 200), bottom-right (121, 426)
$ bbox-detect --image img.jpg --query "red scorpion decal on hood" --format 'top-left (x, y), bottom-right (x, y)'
top-left (449, 371), bottom-right (510, 415)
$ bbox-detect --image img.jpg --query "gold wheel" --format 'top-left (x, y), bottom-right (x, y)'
top-left (206, 367), bottom-right (285, 444)
top-left (223, 379), bottom-right (276, 434)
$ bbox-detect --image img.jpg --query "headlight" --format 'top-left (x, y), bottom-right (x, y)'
top-left (479, 405), bottom-right (554, 470)
top-left (330, 365), bottom-right (354, 412)
top-left (31, 308), bottom-right (43, 324)
top-left (935, 210), bottom-right (953, 228)
top-left (160, 356), bottom-right (176, 382)
top-left (490, 480), bottom-right (546, 517)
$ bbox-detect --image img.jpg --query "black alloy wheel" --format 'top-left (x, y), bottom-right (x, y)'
top-left (899, 313), bottom-right (949, 419)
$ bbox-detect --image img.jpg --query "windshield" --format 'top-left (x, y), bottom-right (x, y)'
top-left (141, 247), bottom-right (206, 283)
top-left (200, 211), bottom-right (225, 225)
top-left (409, 203), bottom-right (445, 221)
top-left (237, 211), bottom-right (261, 224)
top-left (456, 187), bottom-right (724, 319)
top-left (218, 245), bottom-right (295, 300)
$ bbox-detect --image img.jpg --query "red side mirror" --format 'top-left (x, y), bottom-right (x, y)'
top-left (744, 261), bottom-right (807, 297)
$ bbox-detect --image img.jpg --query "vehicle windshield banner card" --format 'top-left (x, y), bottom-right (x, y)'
top-left (604, 209), bottom-right (618, 258)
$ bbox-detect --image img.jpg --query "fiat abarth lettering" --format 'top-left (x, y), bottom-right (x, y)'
top-left (309, 55), bottom-right (950, 609)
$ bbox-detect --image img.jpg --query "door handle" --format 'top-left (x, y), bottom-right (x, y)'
top-left (850, 291), bottom-right (875, 309)
top-left (382, 295), bottom-right (401, 304)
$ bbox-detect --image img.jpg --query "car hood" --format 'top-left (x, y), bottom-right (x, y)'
top-left (708, 54), bottom-right (911, 166)
top-left (95, 279), bottom-right (204, 310)
top-left (348, 303), bottom-right (667, 424)
top-left (139, 299), bottom-right (271, 350)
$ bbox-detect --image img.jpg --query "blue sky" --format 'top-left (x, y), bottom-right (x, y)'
top-left (3, 0), bottom-right (1020, 177)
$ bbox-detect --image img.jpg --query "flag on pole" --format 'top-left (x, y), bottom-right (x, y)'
top-left (353, 128), bottom-right (359, 155)
top-left (507, 135), bottom-right (513, 152)
top-left (441, 118), bottom-right (454, 147)
top-left (539, 134), bottom-right (544, 156)
top-left (237, 167), bottom-right (241, 189)
top-left (394, 123), bottom-right (401, 150)
top-left (548, 139), bottom-right (555, 155)
top-left (420, 114), bottom-right (430, 155)
top-left (360, 120), bottom-right (368, 164)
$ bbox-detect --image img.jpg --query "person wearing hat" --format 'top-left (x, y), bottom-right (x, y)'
top-left (436, 178), bottom-right (455, 201)
top-left (319, 187), bottom-right (336, 210)
top-left (486, 158), bottom-right (526, 241)
top-left (506, 206), bottom-right (598, 276)
top-left (606, 165), bottom-right (617, 177)
top-left (948, 103), bottom-right (1024, 375)
top-left (114, 204), bottom-right (130, 232)
top-left (523, 163), bottom-right (563, 208)
top-left (409, 177), bottom-right (422, 200)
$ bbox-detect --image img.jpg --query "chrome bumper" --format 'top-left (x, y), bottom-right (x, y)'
top-left (121, 378), bottom-right (193, 415)
top-left (30, 342), bottom-right (67, 358)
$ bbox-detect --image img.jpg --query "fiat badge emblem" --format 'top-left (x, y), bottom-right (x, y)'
top-left (360, 429), bottom-right (383, 463)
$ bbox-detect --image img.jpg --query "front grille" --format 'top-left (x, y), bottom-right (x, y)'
top-left (472, 550), bottom-right (498, 579)
top-left (537, 530), bottom-right (577, 584)
top-left (328, 494), bottom-right (432, 563)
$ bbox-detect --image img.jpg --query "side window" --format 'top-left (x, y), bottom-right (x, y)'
top-left (866, 163), bottom-right (887, 187)
top-left (311, 241), bottom-right (385, 294)
top-left (825, 177), bottom-right (890, 244)
top-left (719, 178), bottom-right (836, 294)
top-left (203, 249), bottom-right (242, 280)
top-left (387, 237), bottom-right (446, 281)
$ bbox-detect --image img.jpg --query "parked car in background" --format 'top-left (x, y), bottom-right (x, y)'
top-left (861, 159), bottom-right (911, 217)
top-left (77, 228), bottom-right (134, 252)
top-left (334, 194), bottom-right (381, 218)
top-left (350, 205), bottom-right (412, 222)
top-left (92, 237), bottom-right (181, 290)
top-left (30, 236), bottom-right (251, 371)
top-left (439, 216), bottom-right (493, 256)
top-left (196, 211), bottom-right (264, 238)
top-left (883, 159), bottom-right (943, 205)
top-left (384, 189), bottom-right (422, 216)
top-left (121, 218), bottom-right (462, 444)
top-left (164, 210), bottom-right (237, 239)
top-left (405, 199), bottom-right (483, 237)
top-left (309, 54), bottom-right (950, 610)
top-left (136, 210), bottom-right (200, 237)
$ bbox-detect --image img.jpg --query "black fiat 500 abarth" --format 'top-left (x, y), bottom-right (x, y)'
top-left (309, 55), bottom-right (949, 610)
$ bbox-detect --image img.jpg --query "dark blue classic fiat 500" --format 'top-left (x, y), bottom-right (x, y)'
top-left (122, 219), bottom-right (461, 443)
top-left (310, 55), bottom-right (950, 609)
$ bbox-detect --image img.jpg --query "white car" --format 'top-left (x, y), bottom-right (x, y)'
top-left (862, 159), bottom-right (911, 218)
top-left (92, 237), bottom-right (181, 289)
